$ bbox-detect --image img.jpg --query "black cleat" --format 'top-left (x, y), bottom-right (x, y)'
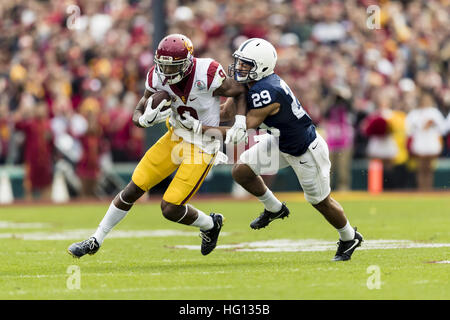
top-left (333, 228), bottom-right (364, 261)
top-left (250, 202), bottom-right (290, 230)
top-left (68, 237), bottom-right (100, 258)
top-left (199, 213), bottom-right (224, 256)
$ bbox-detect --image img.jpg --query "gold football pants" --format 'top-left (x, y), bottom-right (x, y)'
top-left (132, 130), bottom-right (216, 205)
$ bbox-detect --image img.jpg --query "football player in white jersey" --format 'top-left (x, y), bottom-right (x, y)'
top-left (68, 34), bottom-right (247, 258)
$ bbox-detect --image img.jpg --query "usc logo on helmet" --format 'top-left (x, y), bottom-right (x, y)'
top-left (184, 39), bottom-right (194, 55)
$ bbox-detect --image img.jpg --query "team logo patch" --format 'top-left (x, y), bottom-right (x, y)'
top-left (195, 80), bottom-right (206, 90)
top-left (184, 39), bottom-right (194, 54)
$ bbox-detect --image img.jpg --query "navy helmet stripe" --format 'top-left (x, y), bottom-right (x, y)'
top-left (240, 39), bottom-right (256, 51)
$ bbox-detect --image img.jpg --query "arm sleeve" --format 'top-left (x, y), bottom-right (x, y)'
top-left (247, 85), bottom-right (277, 110)
top-left (207, 60), bottom-right (227, 92)
top-left (145, 66), bottom-right (157, 93)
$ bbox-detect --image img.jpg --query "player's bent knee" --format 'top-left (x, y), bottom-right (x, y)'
top-left (312, 194), bottom-right (341, 212)
top-left (310, 193), bottom-right (326, 204)
top-left (232, 164), bottom-right (254, 184)
top-left (160, 200), bottom-right (186, 222)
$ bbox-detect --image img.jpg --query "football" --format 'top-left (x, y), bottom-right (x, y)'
top-left (148, 91), bottom-right (171, 111)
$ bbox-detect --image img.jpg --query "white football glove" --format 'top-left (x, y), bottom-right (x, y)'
top-left (153, 108), bottom-right (172, 124)
top-left (176, 112), bottom-right (202, 135)
top-left (225, 115), bottom-right (248, 144)
top-left (138, 97), bottom-right (171, 127)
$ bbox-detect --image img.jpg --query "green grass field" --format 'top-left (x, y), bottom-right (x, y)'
top-left (0, 192), bottom-right (449, 300)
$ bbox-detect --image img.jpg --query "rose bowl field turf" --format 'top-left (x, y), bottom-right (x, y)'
top-left (0, 192), bottom-right (449, 300)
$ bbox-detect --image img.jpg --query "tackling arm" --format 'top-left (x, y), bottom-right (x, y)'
top-left (220, 98), bottom-right (236, 122)
top-left (212, 78), bottom-right (248, 142)
top-left (176, 75), bottom-right (248, 141)
top-left (213, 77), bottom-right (247, 115)
top-left (179, 77), bottom-right (247, 138)
top-left (246, 102), bottom-right (280, 129)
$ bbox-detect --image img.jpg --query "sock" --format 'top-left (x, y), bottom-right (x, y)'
top-left (189, 206), bottom-right (214, 231)
top-left (257, 189), bottom-right (283, 212)
top-left (337, 221), bottom-right (355, 241)
top-left (92, 202), bottom-right (128, 245)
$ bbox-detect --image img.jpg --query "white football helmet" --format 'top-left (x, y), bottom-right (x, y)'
top-left (228, 38), bottom-right (277, 83)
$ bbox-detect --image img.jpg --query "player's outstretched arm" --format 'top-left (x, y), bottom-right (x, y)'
top-left (177, 77), bottom-right (247, 140)
top-left (132, 89), bottom-right (153, 128)
top-left (177, 74), bottom-right (248, 142)
top-left (246, 102), bottom-right (280, 129)
top-left (213, 78), bottom-right (248, 143)
top-left (220, 98), bottom-right (236, 122)
top-left (213, 78), bottom-right (247, 116)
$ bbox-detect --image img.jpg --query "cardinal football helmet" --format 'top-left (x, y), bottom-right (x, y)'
top-left (154, 34), bottom-right (194, 85)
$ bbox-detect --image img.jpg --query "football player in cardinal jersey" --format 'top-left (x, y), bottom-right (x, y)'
top-left (68, 34), bottom-right (247, 258)
top-left (225, 38), bottom-right (364, 261)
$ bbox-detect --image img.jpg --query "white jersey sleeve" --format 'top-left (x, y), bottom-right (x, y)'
top-left (145, 66), bottom-right (158, 93)
top-left (204, 59), bottom-right (227, 93)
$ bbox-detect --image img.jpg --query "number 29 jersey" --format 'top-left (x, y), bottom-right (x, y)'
top-left (247, 73), bottom-right (316, 156)
top-left (145, 57), bottom-right (227, 153)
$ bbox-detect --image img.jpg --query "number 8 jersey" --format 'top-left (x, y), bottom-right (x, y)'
top-left (247, 73), bottom-right (317, 156)
top-left (145, 57), bottom-right (227, 154)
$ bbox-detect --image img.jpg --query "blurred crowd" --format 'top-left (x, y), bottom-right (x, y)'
top-left (0, 0), bottom-right (449, 200)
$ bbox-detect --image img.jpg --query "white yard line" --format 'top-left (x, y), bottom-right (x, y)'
top-left (6, 285), bottom-right (235, 296)
top-left (0, 269), bottom-right (237, 280)
top-left (172, 239), bottom-right (450, 252)
top-left (0, 221), bottom-right (51, 229)
top-left (0, 229), bottom-right (230, 240)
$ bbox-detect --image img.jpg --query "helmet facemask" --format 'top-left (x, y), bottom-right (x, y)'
top-left (154, 54), bottom-right (193, 85)
top-left (228, 53), bottom-right (258, 83)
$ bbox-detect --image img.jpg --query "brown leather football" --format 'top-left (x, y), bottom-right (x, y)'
top-left (149, 91), bottom-right (171, 111)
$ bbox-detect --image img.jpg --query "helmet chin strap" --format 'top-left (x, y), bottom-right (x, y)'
top-left (235, 75), bottom-right (249, 83)
top-left (163, 74), bottom-right (183, 85)
top-left (234, 69), bottom-right (254, 83)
